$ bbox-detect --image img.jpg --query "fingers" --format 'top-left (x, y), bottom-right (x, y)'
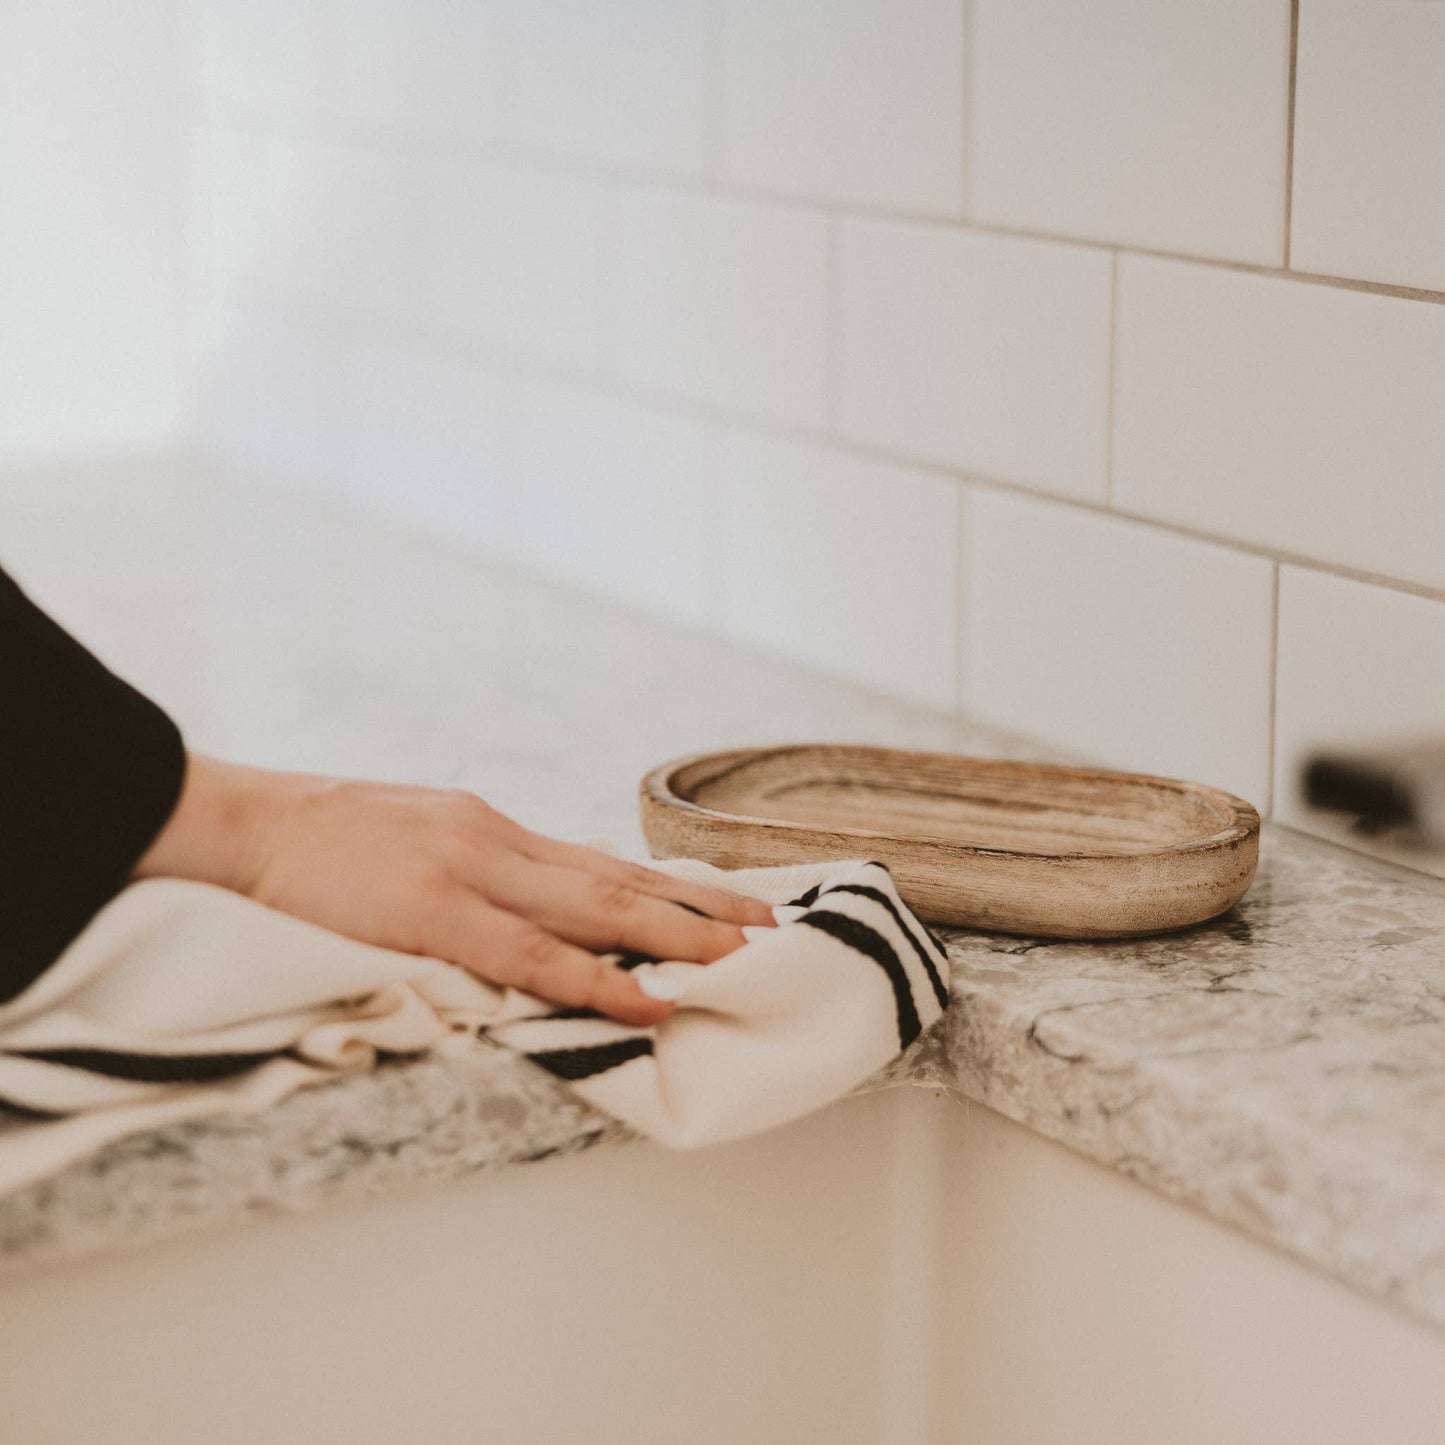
top-left (429, 890), bottom-right (674, 1027)
top-left (450, 793), bottom-right (775, 928)
top-left (513, 834), bottom-right (776, 930)
top-left (458, 850), bottom-right (750, 964)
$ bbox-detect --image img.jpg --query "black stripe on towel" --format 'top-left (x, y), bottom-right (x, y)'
top-left (797, 910), bottom-right (922, 1050)
top-left (11, 1047), bottom-right (273, 1084)
top-left (788, 884), bottom-right (823, 909)
top-left (919, 920), bottom-right (949, 956)
top-left (821, 884), bottom-right (950, 1010)
top-left (0, 1097), bottom-right (64, 1122)
top-left (610, 951), bottom-right (661, 973)
top-left (527, 1036), bottom-right (654, 1081)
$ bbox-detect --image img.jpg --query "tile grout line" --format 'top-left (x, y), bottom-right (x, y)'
top-left (700, 418), bottom-right (726, 636)
top-left (195, 101), bottom-right (1445, 310)
top-left (703, 0), bottom-right (728, 187)
top-left (173, 7), bottom-right (206, 453)
top-left (593, 176), bottom-right (615, 382)
top-left (959, 0), bottom-right (974, 218)
top-left (1104, 250), bottom-right (1120, 508)
top-left (954, 481), bottom-right (969, 721)
top-left (823, 214), bottom-right (841, 433)
top-left (1266, 561), bottom-right (1281, 820)
top-left (217, 285), bottom-right (1445, 613)
top-left (1283, 0), bottom-right (1300, 267)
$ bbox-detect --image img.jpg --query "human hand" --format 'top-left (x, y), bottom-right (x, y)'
top-left (134, 754), bottom-right (775, 1025)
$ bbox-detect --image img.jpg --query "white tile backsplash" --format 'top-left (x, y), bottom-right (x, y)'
top-left (338, 343), bottom-right (506, 546)
top-left (965, 490), bottom-right (1275, 806)
top-left (193, 126), bottom-right (313, 306)
top-left (1275, 567), bottom-right (1445, 878)
top-left (293, 140), bottom-right (430, 326)
top-left (0, 2), bottom-right (187, 459)
top-left (170, 0), bottom-right (1445, 878)
top-left (316, 0), bottom-right (501, 144)
top-left (721, 0), bottom-right (965, 216)
top-left (509, 0), bottom-right (710, 179)
top-left (193, 309), bottom-right (340, 490)
top-left (719, 433), bottom-right (960, 710)
top-left (1291, 0), bottom-right (1445, 293)
top-left (966, 0), bottom-right (1291, 264)
top-left (837, 220), bottom-right (1112, 501)
top-left (511, 382), bottom-right (714, 625)
top-left (612, 189), bottom-right (828, 428)
top-left (1114, 256), bottom-right (1445, 594)
top-left (188, 0), bottom-right (316, 120)
top-left (427, 158), bottom-right (605, 371)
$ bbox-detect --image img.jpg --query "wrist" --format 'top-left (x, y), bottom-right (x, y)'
top-left (132, 753), bottom-right (277, 894)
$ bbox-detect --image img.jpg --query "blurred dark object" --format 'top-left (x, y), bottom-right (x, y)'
top-left (1304, 740), bottom-right (1445, 846)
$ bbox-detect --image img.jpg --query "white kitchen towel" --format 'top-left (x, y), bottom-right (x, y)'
top-left (0, 858), bottom-right (949, 1194)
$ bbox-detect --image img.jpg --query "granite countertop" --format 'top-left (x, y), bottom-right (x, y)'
top-left (3, 462), bottom-right (1445, 1335)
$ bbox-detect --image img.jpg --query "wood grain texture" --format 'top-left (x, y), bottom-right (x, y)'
top-left (640, 745), bottom-right (1260, 939)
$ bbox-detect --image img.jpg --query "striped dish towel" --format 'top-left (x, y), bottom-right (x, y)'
top-left (0, 858), bottom-right (949, 1195)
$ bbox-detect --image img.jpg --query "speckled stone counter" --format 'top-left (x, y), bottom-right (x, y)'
top-left (2, 462), bottom-right (1444, 1335)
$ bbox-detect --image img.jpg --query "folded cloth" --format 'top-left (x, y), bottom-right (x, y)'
top-left (0, 857), bottom-right (949, 1195)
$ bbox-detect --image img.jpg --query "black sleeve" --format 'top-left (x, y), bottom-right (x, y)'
top-left (0, 565), bottom-right (186, 1002)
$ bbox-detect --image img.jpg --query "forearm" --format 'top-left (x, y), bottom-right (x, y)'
top-left (0, 566), bottom-right (186, 999)
top-left (1, 568), bottom-right (771, 1026)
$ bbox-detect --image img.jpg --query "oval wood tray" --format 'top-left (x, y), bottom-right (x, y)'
top-left (640, 745), bottom-right (1260, 940)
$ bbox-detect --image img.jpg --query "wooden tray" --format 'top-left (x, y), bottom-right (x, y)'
top-left (640, 744), bottom-right (1260, 939)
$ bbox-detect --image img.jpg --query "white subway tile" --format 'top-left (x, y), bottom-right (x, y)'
top-left (188, 0), bottom-right (316, 119)
top-left (509, 0), bottom-right (709, 178)
top-left (316, 0), bottom-right (501, 143)
top-left (192, 126), bottom-right (270, 302)
top-left (1275, 567), bottom-right (1445, 878)
top-left (612, 190), bottom-right (828, 428)
top-left (722, 0), bottom-right (965, 215)
top-left (427, 159), bottom-right (604, 371)
top-left (192, 308), bottom-right (342, 491)
top-left (1113, 256), bottom-right (1445, 594)
top-left (837, 221), bottom-right (1112, 501)
top-left (1292, 1), bottom-right (1445, 293)
top-left (510, 382), bottom-right (713, 625)
top-left (0, 2), bottom-right (187, 457)
top-left (338, 344), bottom-right (506, 546)
top-left (964, 490), bottom-right (1274, 806)
top-left (967, 0), bottom-right (1291, 264)
top-left (290, 141), bottom-right (431, 326)
top-left (718, 432), bottom-right (960, 709)
top-left (193, 126), bottom-right (313, 305)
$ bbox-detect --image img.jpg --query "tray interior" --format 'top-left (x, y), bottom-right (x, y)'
top-left (673, 747), bottom-right (1243, 857)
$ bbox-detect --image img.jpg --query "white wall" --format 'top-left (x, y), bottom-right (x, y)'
top-left (186, 0), bottom-right (1445, 874)
top-left (0, 3), bottom-right (188, 462)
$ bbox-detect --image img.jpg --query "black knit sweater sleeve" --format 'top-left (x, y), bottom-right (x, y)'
top-left (0, 565), bottom-right (186, 1001)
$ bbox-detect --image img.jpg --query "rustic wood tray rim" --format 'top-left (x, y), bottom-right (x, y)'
top-left (641, 744), bottom-right (1260, 864)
